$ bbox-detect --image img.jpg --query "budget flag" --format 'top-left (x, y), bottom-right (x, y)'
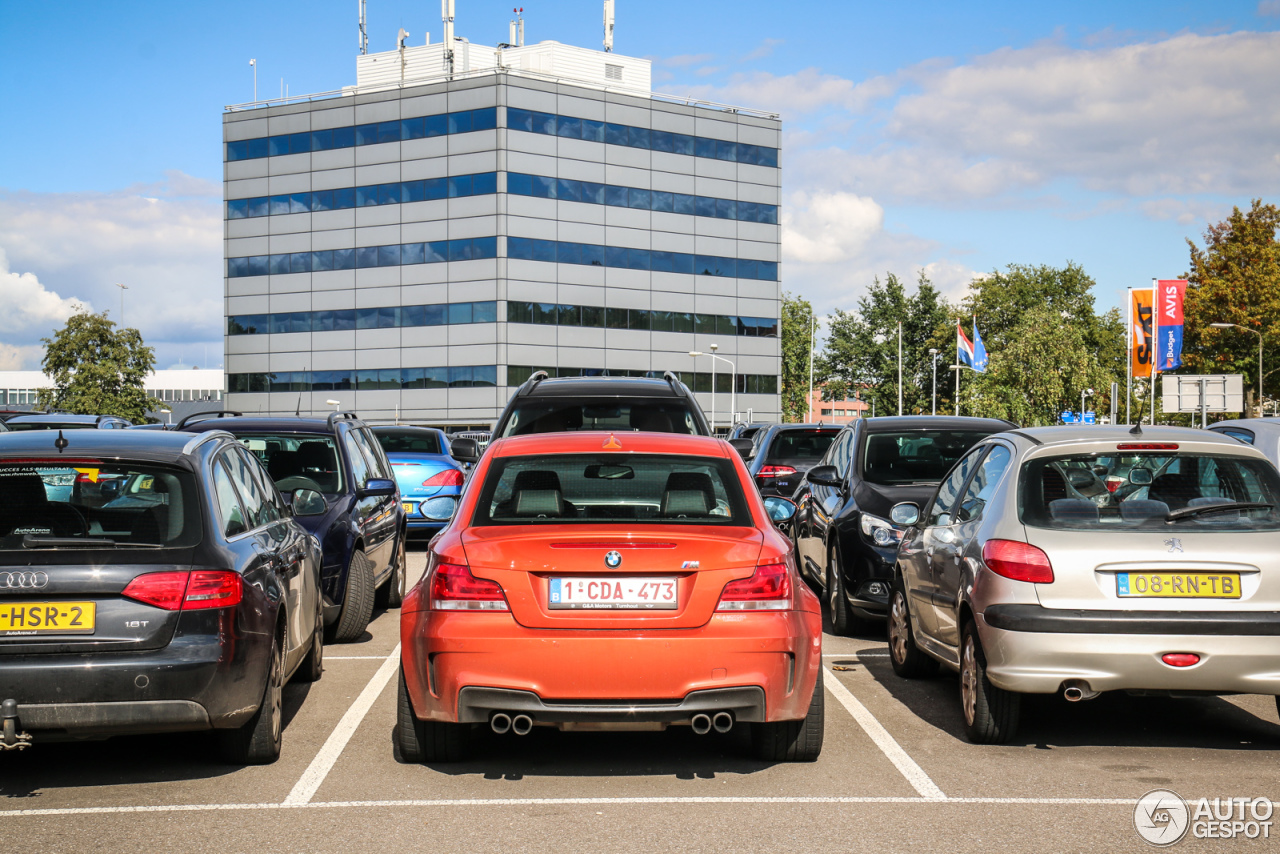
top-left (1157, 279), bottom-right (1186, 370)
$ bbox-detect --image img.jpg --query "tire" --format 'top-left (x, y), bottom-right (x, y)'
top-left (887, 580), bottom-right (940, 679)
top-left (959, 619), bottom-right (1020, 744)
top-left (375, 535), bottom-right (405, 610)
top-left (329, 549), bottom-right (375, 643)
top-left (826, 543), bottom-right (876, 636)
top-left (294, 600), bottom-right (324, 683)
top-left (218, 626), bottom-right (284, 764)
top-left (751, 675), bottom-right (824, 762)
top-left (394, 667), bottom-right (470, 763)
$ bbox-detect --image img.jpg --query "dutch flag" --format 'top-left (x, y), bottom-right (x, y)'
top-left (957, 321), bottom-right (989, 372)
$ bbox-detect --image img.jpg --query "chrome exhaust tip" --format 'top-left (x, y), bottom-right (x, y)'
top-left (711, 712), bottom-right (733, 734)
top-left (691, 713), bottom-right (712, 735)
top-left (490, 712), bottom-right (512, 734)
top-left (1062, 680), bottom-right (1099, 702)
top-left (511, 714), bottom-right (534, 736)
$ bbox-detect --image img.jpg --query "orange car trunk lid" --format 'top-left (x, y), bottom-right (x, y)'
top-left (460, 526), bottom-right (764, 629)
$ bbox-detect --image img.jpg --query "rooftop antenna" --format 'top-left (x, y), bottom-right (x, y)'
top-left (442, 0), bottom-right (455, 75)
top-left (516, 8), bottom-right (525, 46)
top-left (359, 0), bottom-right (368, 55)
top-left (603, 0), bottom-right (614, 52)
top-left (508, 15), bottom-right (516, 46)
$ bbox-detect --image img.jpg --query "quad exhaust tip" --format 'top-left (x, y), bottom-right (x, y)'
top-left (691, 713), bottom-right (712, 735)
top-left (511, 714), bottom-right (534, 736)
top-left (490, 712), bottom-right (512, 734)
top-left (712, 712), bottom-right (733, 733)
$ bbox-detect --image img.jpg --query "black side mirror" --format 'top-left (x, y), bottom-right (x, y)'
top-left (807, 465), bottom-right (842, 488)
top-left (728, 438), bottom-right (754, 458)
top-left (451, 437), bottom-right (480, 463)
top-left (359, 477), bottom-right (397, 498)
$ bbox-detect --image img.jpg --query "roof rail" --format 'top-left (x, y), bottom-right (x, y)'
top-left (175, 410), bottom-right (244, 431)
top-left (518, 370), bottom-right (549, 395)
top-left (663, 371), bottom-right (685, 390)
top-left (181, 429), bottom-right (235, 457)
top-left (326, 411), bottom-right (361, 429)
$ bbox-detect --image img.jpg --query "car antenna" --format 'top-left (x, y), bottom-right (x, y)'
top-left (295, 366), bottom-right (307, 417)
top-left (54, 429), bottom-right (68, 453)
top-left (1130, 396), bottom-right (1146, 436)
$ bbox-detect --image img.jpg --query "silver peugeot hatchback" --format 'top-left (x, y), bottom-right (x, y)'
top-left (887, 425), bottom-right (1280, 744)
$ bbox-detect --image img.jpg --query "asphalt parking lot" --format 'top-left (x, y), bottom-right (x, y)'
top-left (2, 543), bottom-right (1277, 854)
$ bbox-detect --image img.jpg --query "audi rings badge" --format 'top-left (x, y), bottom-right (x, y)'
top-left (0, 571), bottom-right (50, 591)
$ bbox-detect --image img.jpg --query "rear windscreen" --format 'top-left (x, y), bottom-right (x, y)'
top-left (768, 430), bottom-right (838, 462)
top-left (498, 399), bottom-right (706, 437)
top-left (236, 433), bottom-right (345, 494)
top-left (473, 454), bottom-right (749, 526)
top-left (0, 461), bottom-right (201, 549)
top-left (1020, 452), bottom-right (1280, 531)
top-left (861, 431), bottom-right (995, 485)
top-left (374, 429), bottom-right (443, 455)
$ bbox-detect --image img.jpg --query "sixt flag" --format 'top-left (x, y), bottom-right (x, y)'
top-left (957, 320), bottom-right (988, 373)
top-left (1157, 279), bottom-right (1187, 370)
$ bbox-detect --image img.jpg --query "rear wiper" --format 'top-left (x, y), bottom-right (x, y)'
top-left (1166, 502), bottom-right (1274, 521)
top-left (23, 535), bottom-right (119, 548)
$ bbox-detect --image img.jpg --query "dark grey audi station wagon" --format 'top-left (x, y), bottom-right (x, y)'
top-left (0, 429), bottom-right (324, 764)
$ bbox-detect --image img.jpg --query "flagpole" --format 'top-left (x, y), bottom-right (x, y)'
top-left (1150, 279), bottom-right (1158, 425)
top-left (897, 322), bottom-right (903, 416)
top-left (1126, 288), bottom-right (1132, 425)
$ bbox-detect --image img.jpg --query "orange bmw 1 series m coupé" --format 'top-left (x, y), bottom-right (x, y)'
top-left (397, 431), bottom-right (824, 763)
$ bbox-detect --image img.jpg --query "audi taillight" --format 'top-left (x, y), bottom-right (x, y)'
top-left (981, 540), bottom-right (1054, 584)
top-left (423, 469), bottom-right (465, 488)
top-left (429, 563), bottom-right (508, 610)
top-left (122, 571), bottom-right (244, 611)
top-left (757, 465), bottom-right (797, 478)
top-left (716, 563), bottom-right (791, 611)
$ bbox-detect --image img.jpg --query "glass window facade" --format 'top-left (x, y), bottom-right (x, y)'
top-left (507, 237), bottom-right (778, 281)
top-left (506, 366), bottom-right (777, 394)
top-left (506, 173), bottom-right (777, 224)
top-left (225, 107), bottom-right (498, 161)
top-left (227, 301), bottom-right (498, 336)
top-left (226, 172), bottom-right (496, 219)
top-left (227, 237), bottom-right (498, 278)
top-left (505, 301), bottom-right (777, 338)
top-left (227, 365), bottom-right (498, 393)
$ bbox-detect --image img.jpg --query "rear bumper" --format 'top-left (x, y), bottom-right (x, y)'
top-left (984, 604), bottom-right (1280, 635)
top-left (14, 701), bottom-right (211, 739)
top-left (402, 609), bottom-right (822, 725)
top-left (456, 686), bottom-right (767, 724)
top-left (977, 609), bottom-right (1280, 695)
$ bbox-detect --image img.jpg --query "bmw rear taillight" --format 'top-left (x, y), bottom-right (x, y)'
top-left (716, 563), bottom-right (791, 611)
top-left (429, 563), bottom-right (509, 611)
top-left (981, 540), bottom-right (1055, 584)
top-left (423, 469), bottom-right (465, 488)
top-left (757, 465), bottom-right (797, 478)
top-left (122, 571), bottom-right (244, 611)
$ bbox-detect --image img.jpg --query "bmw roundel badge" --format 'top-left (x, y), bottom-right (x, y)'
top-left (604, 550), bottom-right (622, 568)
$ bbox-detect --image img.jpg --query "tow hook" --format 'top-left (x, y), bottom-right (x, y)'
top-left (1, 699), bottom-right (32, 751)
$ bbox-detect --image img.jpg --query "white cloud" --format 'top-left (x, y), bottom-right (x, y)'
top-left (782, 191), bottom-right (886, 265)
top-left (0, 343), bottom-right (46, 372)
top-left (0, 249), bottom-right (84, 350)
top-left (0, 172), bottom-right (223, 366)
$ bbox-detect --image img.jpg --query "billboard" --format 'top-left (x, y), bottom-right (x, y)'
top-left (1131, 289), bottom-right (1154, 378)
top-left (1161, 374), bottom-right (1244, 413)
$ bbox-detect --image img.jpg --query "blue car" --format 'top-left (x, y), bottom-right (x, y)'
top-left (372, 426), bottom-right (464, 534)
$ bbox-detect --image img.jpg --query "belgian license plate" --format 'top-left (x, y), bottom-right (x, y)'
top-left (402, 502), bottom-right (416, 515)
top-left (549, 577), bottom-right (677, 610)
top-left (1117, 572), bottom-right (1241, 599)
top-left (0, 602), bottom-right (96, 636)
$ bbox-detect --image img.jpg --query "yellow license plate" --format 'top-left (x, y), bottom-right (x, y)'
top-left (0, 602), bottom-right (96, 636)
top-left (402, 502), bottom-right (416, 515)
top-left (1117, 573), bottom-right (1240, 599)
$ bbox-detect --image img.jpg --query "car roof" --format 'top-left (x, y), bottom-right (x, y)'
top-left (180, 416), bottom-right (350, 434)
top-left (0, 428), bottom-right (204, 458)
top-left (860, 415), bottom-right (1015, 432)
top-left (769, 423), bottom-right (840, 431)
top-left (1209, 419), bottom-right (1280, 433)
top-left (1000, 424), bottom-right (1251, 449)
top-left (5, 413), bottom-right (122, 424)
top-left (519, 376), bottom-right (688, 399)
top-left (489, 431), bottom-right (731, 458)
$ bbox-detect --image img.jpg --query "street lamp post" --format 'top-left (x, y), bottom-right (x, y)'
top-left (897, 321), bottom-right (903, 416)
top-left (1081, 387), bottom-right (1094, 423)
top-left (928, 348), bottom-right (938, 416)
top-left (806, 313), bottom-right (816, 422)
top-left (1211, 322), bottom-right (1264, 416)
top-left (115, 283), bottom-right (128, 326)
top-left (249, 58), bottom-right (257, 101)
top-left (690, 348), bottom-right (736, 433)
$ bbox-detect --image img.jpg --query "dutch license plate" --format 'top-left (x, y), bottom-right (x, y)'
top-left (548, 577), bottom-right (677, 610)
top-left (0, 602), bottom-right (96, 636)
top-left (1117, 572), bottom-right (1241, 599)
top-left (402, 502), bottom-right (416, 515)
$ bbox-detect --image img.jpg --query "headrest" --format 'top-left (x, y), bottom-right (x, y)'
top-left (1119, 499), bottom-right (1170, 522)
top-left (630, 407), bottom-right (674, 432)
top-left (1048, 498), bottom-right (1098, 523)
top-left (662, 471), bottom-right (716, 517)
top-left (513, 470), bottom-right (562, 492)
top-left (268, 450), bottom-right (300, 479)
top-left (297, 442), bottom-right (335, 469)
top-left (514, 488), bottom-right (564, 517)
top-left (0, 473), bottom-right (49, 508)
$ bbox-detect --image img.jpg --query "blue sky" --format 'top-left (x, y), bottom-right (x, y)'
top-left (0, 0), bottom-right (1277, 369)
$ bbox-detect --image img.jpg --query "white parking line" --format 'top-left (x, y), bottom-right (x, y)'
top-left (322, 656), bottom-right (392, 660)
top-left (823, 668), bottom-right (946, 800)
top-left (822, 652), bottom-right (888, 658)
top-left (284, 644), bottom-right (401, 806)
top-left (0, 796), bottom-right (1156, 817)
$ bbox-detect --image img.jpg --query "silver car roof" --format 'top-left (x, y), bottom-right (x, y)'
top-left (995, 425), bottom-right (1263, 454)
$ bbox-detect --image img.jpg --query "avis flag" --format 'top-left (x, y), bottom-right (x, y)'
top-left (1157, 279), bottom-right (1186, 370)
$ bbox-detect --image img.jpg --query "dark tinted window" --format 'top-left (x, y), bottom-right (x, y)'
top-left (861, 430), bottom-right (995, 486)
top-left (498, 398), bottom-right (706, 437)
top-left (473, 454), bottom-right (749, 526)
top-left (767, 430), bottom-right (838, 462)
top-left (374, 429), bottom-right (443, 455)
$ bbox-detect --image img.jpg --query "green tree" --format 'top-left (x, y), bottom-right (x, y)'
top-left (956, 263), bottom-right (1124, 425)
top-left (780, 291), bottom-right (816, 422)
top-left (1180, 199), bottom-right (1280, 415)
top-left (37, 307), bottom-right (156, 422)
top-left (818, 272), bottom-right (952, 418)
